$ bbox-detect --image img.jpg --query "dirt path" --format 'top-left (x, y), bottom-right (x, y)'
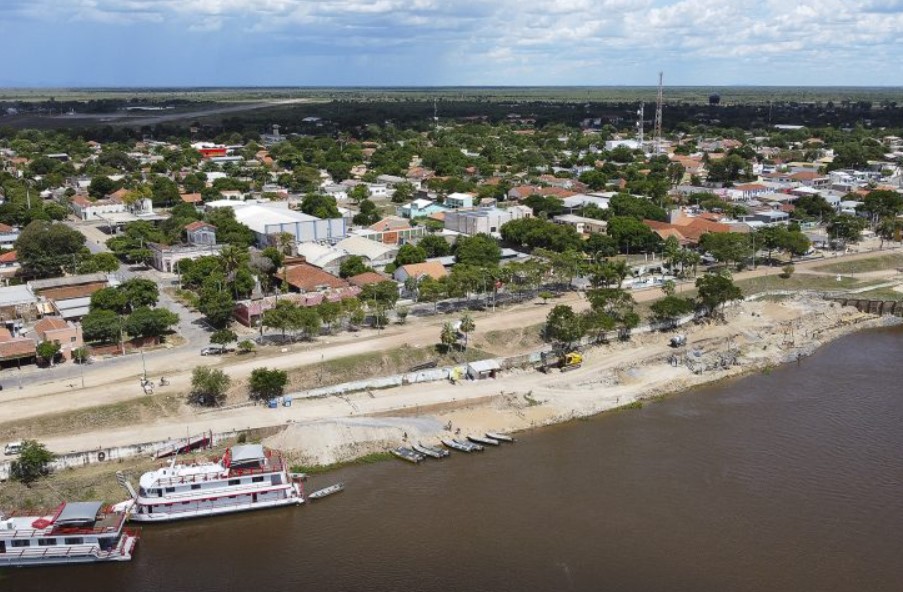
top-left (37, 296), bottom-right (870, 456)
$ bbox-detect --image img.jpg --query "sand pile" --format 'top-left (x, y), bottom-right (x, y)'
top-left (265, 416), bottom-right (445, 466)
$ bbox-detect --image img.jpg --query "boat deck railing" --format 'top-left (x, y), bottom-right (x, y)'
top-left (1, 530), bottom-right (136, 561)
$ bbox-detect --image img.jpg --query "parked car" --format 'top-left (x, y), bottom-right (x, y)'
top-left (4, 441), bottom-right (22, 456)
top-left (200, 346), bottom-right (225, 356)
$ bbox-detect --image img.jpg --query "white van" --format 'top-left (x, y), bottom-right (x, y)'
top-left (3, 441), bottom-right (22, 456)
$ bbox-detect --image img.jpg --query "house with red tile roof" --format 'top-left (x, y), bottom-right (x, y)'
top-left (34, 316), bottom-right (84, 361)
top-left (393, 261), bottom-right (448, 283)
top-left (279, 262), bottom-right (349, 293)
top-left (0, 326), bottom-right (36, 364)
top-left (347, 271), bottom-right (389, 288)
top-left (0, 250), bottom-right (19, 279)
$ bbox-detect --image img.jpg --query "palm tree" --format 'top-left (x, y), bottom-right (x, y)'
top-left (459, 314), bottom-right (475, 351)
top-left (440, 322), bottom-right (458, 353)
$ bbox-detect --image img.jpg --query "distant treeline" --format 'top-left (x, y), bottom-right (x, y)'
top-left (2, 98), bottom-right (903, 143)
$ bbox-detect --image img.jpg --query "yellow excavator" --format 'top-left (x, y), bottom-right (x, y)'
top-left (540, 350), bottom-right (583, 373)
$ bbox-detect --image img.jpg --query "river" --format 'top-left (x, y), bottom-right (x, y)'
top-left (5, 326), bottom-right (902, 591)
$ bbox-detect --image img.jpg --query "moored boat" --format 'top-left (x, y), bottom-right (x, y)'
top-left (0, 502), bottom-right (138, 567)
top-left (412, 443), bottom-right (450, 459)
top-left (441, 438), bottom-right (471, 452)
top-left (467, 435), bottom-right (499, 446)
top-left (307, 483), bottom-right (345, 500)
top-left (391, 447), bottom-right (425, 463)
top-left (454, 438), bottom-right (484, 451)
top-left (113, 444), bottom-right (303, 523)
top-left (486, 432), bottom-right (515, 443)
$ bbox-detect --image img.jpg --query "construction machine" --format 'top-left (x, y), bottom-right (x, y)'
top-left (539, 349), bottom-right (583, 373)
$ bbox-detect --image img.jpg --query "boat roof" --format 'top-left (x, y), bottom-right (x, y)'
top-left (230, 444), bottom-right (266, 465)
top-left (55, 502), bottom-right (101, 525)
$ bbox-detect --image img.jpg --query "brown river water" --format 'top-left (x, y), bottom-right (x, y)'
top-left (4, 326), bottom-right (902, 592)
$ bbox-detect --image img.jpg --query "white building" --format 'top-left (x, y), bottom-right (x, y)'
top-left (443, 206), bottom-right (531, 236)
top-left (220, 202), bottom-right (347, 247)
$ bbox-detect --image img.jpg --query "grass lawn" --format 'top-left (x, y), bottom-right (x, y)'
top-left (851, 287), bottom-right (903, 301)
top-left (811, 253), bottom-right (903, 274)
top-left (734, 273), bottom-right (866, 295)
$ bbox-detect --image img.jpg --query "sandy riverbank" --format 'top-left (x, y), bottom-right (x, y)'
top-left (265, 295), bottom-right (901, 467)
top-left (4, 295), bottom-right (899, 507)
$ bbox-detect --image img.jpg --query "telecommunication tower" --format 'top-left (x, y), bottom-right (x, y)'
top-left (636, 102), bottom-right (645, 147)
top-left (653, 71), bottom-right (664, 154)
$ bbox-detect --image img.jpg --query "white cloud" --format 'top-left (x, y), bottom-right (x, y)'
top-left (3, 0), bottom-right (903, 84)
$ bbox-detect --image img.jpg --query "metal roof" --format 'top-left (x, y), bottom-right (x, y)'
top-left (55, 501), bottom-right (102, 525)
top-left (28, 272), bottom-right (108, 291)
top-left (230, 444), bottom-right (266, 465)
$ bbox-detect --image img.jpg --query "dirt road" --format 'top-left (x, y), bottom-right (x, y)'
top-left (2, 246), bottom-right (898, 430)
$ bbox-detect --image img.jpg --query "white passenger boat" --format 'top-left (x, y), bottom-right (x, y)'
top-left (113, 444), bottom-right (303, 522)
top-left (0, 502), bottom-right (138, 567)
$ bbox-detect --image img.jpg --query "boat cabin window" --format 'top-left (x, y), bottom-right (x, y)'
top-left (38, 538), bottom-right (57, 546)
top-left (191, 484), bottom-right (201, 490)
top-left (0, 540), bottom-right (5, 553)
top-left (138, 487), bottom-right (147, 496)
top-left (11, 540), bottom-right (30, 548)
top-left (64, 537), bottom-right (84, 545)
top-left (228, 479), bottom-right (240, 486)
top-left (165, 487), bottom-right (175, 493)
top-left (252, 476), bottom-right (264, 483)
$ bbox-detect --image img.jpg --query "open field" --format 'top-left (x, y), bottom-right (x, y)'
top-left (812, 254), bottom-right (903, 275)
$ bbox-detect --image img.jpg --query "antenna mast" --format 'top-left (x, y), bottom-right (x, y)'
top-left (654, 71), bottom-right (664, 154)
top-left (433, 98), bottom-right (439, 132)
top-left (636, 102), bottom-right (644, 147)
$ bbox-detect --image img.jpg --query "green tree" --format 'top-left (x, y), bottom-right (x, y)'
top-left (396, 306), bottom-right (409, 325)
top-left (119, 278), bottom-right (159, 310)
top-left (88, 175), bottom-right (117, 199)
top-left (295, 306), bottom-right (322, 340)
top-left (650, 295), bottom-right (695, 329)
top-left (72, 347), bottom-right (90, 364)
top-left (458, 313), bottom-right (475, 351)
top-left (454, 233), bottom-right (501, 267)
top-left (544, 304), bottom-right (585, 347)
top-left (827, 214), bottom-right (867, 247)
top-left (317, 300), bottom-right (343, 333)
top-left (81, 309), bottom-right (122, 343)
top-left (9, 440), bottom-right (55, 485)
top-left (301, 193), bottom-right (341, 219)
top-left (418, 234), bottom-right (451, 258)
top-left (339, 255), bottom-right (371, 278)
top-left (353, 199), bottom-right (380, 226)
top-left (124, 307), bottom-right (179, 338)
top-left (15, 220), bottom-right (87, 278)
top-left (210, 329), bottom-right (238, 348)
top-left (90, 287), bottom-right (129, 314)
top-left (359, 280), bottom-right (399, 309)
top-left (262, 300), bottom-right (299, 341)
top-left (188, 366), bottom-right (231, 407)
top-left (237, 339), bottom-right (256, 354)
top-left (699, 232), bottom-right (751, 269)
top-left (197, 286), bottom-right (235, 329)
top-left (606, 216), bottom-right (661, 254)
top-left (391, 181), bottom-right (414, 203)
top-left (696, 273), bottom-right (743, 319)
top-left (77, 252), bottom-right (121, 274)
top-left (395, 243), bottom-right (427, 266)
top-left (36, 340), bottom-right (61, 366)
top-left (440, 322), bottom-right (458, 352)
top-left (248, 367), bottom-right (288, 402)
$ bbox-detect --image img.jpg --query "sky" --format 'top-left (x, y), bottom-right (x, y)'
top-left (2, 0), bottom-right (903, 87)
